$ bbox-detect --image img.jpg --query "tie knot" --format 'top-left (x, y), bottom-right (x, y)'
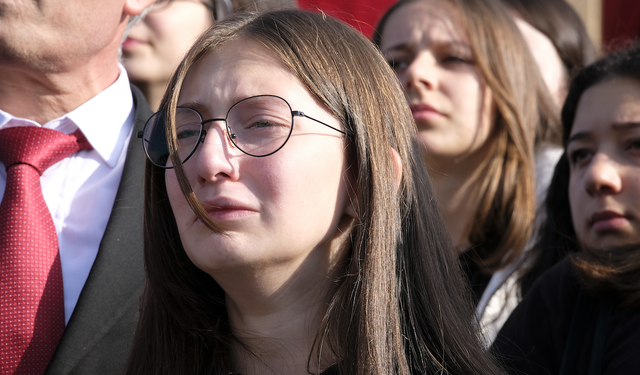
top-left (0, 127), bottom-right (92, 175)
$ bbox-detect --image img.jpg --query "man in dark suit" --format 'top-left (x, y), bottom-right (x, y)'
top-left (0, 0), bottom-right (155, 373)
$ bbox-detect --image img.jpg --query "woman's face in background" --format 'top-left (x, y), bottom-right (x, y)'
top-left (511, 14), bottom-right (567, 108)
top-left (379, 0), bottom-right (494, 169)
top-left (165, 38), bottom-right (354, 281)
top-left (568, 78), bottom-right (640, 249)
top-left (123, 0), bottom-right (213, 86)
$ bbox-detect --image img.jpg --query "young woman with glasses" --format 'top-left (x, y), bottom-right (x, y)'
top-left (124, 9), bottom-right (503, 375)
top-left (374, 0), bottom-right (559, 345)
top-left (122, 0), bottom-right (295, 110)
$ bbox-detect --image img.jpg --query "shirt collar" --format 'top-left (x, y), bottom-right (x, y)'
top-left (0, 64), bottom-right (135, 168)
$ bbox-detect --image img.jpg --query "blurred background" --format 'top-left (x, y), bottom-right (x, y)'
top-left (299, 0), bottom-right (640, 51)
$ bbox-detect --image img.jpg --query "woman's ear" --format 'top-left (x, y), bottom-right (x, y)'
top-left (390, 147), bottom-right (403, 192)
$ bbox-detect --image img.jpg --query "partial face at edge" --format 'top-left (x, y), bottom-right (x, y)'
top-left (165, 38), bottom-right (355, 279)
top-left (379, 0), bottom-right (495, 169)
top-left (123, 0), bottom-right (214, 85)
top-left (512, 15), bottom-right (567, 109)
top-left (0, 0), bottom-right (151, 72)
top-left (568, 78), bottom-right (640, 249)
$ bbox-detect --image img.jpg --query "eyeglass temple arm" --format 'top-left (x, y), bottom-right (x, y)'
top-left (292, 111), bottom-right (346, 135)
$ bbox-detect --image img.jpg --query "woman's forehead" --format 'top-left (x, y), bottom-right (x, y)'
top-left (381, 1), bottom-right (468, 51)
top-left (571, 78), bottom-right (640, 137)
top-left (177, 38), bottom-right (310, 113)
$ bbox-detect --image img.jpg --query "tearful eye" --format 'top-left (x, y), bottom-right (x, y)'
top-left (177, 129), bottom-right (200, 139)
top-left (253, 120), bottom-right (278, 128)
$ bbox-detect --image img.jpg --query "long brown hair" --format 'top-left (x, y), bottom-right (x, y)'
top-left (374, 0), bottom-right (559, 273)
top-left (520, 45), bottom-right (640, 307)
top-left (125, 9), bottom-right (503, 375)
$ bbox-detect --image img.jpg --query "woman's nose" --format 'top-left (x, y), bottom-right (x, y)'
top-left (195, 123), bottom-right (240, 184)
top-left (402, 53), bottom-right (438, 93)
top-left (585, 153), bottom-right (623, 196)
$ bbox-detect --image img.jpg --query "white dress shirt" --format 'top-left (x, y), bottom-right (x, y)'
top-left (0, 65), bottom-right (135, 324)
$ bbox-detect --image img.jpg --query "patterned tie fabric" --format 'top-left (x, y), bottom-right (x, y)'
top-left (0, 127), bottom-right (91, 375)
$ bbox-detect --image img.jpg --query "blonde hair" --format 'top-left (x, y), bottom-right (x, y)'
top-left (375, 0), bottom-right (559, 272)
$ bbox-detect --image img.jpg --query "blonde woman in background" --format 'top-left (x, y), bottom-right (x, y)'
top-left (374, 0), bottom-right (559, 345)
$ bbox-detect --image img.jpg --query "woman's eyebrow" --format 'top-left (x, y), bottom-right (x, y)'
top-left (178, 101), bottom-right (208, 113)
top-left (612, 121), bottom-right (640, 130)
top-left (567, 131), bottom-right (590, 145)
top-left (384, 42), bottom-right (413, 54)
top-left (567, 122), bottom-right (640, 145)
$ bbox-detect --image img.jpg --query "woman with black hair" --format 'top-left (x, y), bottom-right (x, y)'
top-left (493, 46), bottom-right (640, 375)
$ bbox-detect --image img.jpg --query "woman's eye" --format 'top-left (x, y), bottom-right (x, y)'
top-left (441, 55), bottom-right (471, 65)
top-left (240, 118), bottom-right (290, 134)
top-left (253, 120), bottom-right (277, 128)
top-left (626, 138), bottom-right (640, 151)
top-left (387, 59), bottom-right (409, 72)
top-left (177, 129), bottom-right (199, 139)
top-left (568, 148), bottom-right (592, 166)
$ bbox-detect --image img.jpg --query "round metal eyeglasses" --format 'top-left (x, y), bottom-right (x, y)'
top-left (138, 95), bottom-right (345, 169)
top-left (149, 0), bottom-right (231, 22)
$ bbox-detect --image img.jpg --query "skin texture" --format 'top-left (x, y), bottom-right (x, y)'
top-left (165, 37), bottom-right (355, 375)
top-left (123, 0), bottom-right (214, 110)
top-left (513, 15), bottom-right (567, 108)
top-left (568, 78), bottom-right (640, 249)
top-left (0, 0), bottom-right (155, 124)
top-left (379, 0), bottom-right (495, 249)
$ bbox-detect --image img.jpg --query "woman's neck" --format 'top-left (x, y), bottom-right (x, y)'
top-left (218, 257), bottom-right (340, 375)
top-left (427, 149), bottom-right (492, 253)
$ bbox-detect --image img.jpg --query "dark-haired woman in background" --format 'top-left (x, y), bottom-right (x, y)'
top-left (125, 9), bottom-right (503, 375)
top-left (374, 0), bottom-right (558, 345)
top-left (494, 46), bottom-right (640, 375)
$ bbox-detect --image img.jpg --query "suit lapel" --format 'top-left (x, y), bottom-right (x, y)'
top-left (46, 86), bottom-right (152, 374)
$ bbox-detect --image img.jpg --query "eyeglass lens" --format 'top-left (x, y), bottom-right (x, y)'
top-left (141, 95), bottom-right (295, 168)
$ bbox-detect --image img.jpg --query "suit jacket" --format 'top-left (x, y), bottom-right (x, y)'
top-left (45, 85), bottom-right (153, 375)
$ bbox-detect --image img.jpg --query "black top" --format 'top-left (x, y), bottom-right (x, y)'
top-left (459, 246), bottom-right (493, 304)
top-left (231, 364), bottom-right (338, 375)
top-left (492, 258), bottom-right (640, 375)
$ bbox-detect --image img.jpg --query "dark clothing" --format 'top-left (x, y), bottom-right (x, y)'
top-left (492, 258), bottom-right (640, 375)
top-left (45, 85), bottom-right (151, 375)
top-left (459, 246), bottom-right (493, 304)
top-left (231, 364), bottom-right (338, 375)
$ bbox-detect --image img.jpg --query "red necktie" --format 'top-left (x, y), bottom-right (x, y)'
top-left (0, 127), bottom-right (91, 375)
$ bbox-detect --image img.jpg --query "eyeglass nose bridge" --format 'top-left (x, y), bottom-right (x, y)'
top-left (200, 118), bottom-right (238, 147)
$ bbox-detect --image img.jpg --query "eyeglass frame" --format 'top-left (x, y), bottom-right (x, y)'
top-left (149, 0), bottom-right (231, 22)
top-left (138, 94), bottom-right (346, 169)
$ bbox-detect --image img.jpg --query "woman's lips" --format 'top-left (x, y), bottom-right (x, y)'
top-left (199, 201), bottom-right (257, 222)
top-left (122, 37), bottom-right (145, 50)
top-left (590, 211), bottom-right (630, 232)
top-left (410, 103), bottom-right (443, 121)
